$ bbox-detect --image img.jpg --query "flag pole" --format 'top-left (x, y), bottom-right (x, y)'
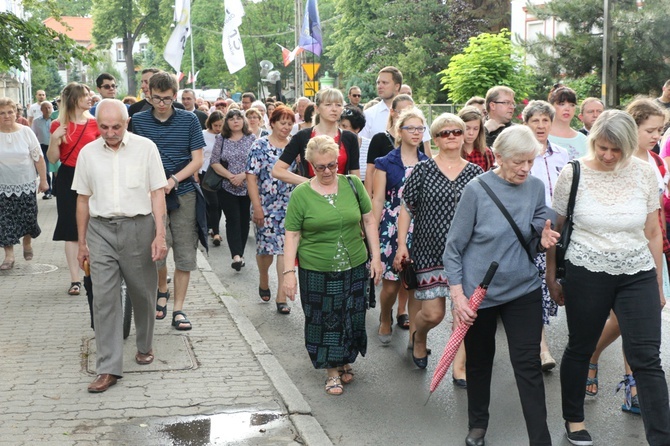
top-left (190, 32), bottom-right (196, 89)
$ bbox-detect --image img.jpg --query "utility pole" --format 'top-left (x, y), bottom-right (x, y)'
top-left (294, 0), bottom-right (303, 101)
top-left (601, 0), bottom-right (617, 107)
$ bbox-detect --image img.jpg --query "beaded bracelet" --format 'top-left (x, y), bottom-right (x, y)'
top-left (282, 269), bottom-right (296, 275)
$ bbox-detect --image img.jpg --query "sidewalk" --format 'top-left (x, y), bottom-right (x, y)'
top-left (0, 196), bottom-right (331, 445)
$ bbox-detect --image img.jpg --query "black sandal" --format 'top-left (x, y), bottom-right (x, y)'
top-left (276, 302), bottom-right (291, 314)
top-left (68, 282), bottom-right (81, 296)
top-left (156, 290), bottom-right (170, 320)
top-left (396, 313), bottom-right (410, 330)
top-left (172, 311), bottom-right (192, 330)
top-left (259, 287), bottom-right (271, 302)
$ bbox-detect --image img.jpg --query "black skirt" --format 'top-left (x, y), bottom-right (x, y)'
top-left (0, 192), bottom-right (41, 246)
top-left (53, 164), bottom-right (78, 242)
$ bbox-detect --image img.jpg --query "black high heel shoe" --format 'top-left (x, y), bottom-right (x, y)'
top-left (465, 428), bottom-right (486, 446)
top-left (411, 331), bottom-right (428, 369)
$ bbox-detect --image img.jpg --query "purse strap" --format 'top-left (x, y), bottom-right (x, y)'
top-left (346, 175), bottom-right (363, 213)
top-left (476, 177), bottom-right (534, 264)
top-left (565, 160), bottom-right (580, 222)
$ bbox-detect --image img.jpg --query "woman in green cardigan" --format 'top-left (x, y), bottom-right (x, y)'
top-left (283, 135), bottom-right (383, 396)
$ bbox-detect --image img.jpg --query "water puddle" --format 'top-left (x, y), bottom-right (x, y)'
top-left (147, 410), bottom-right (297, 445)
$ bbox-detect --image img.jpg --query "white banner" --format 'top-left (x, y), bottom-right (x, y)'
top-left (222, 0), bottom-right (246, 74)
top-left (163, 0), bottom-right (191, 73)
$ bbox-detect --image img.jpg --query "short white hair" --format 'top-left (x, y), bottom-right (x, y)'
top-left (492, 125), bottom-right (540, 159)
top-left (251, 100), bottom-right (266, 112)
top-left (96, 98), bottom-right (128, 120)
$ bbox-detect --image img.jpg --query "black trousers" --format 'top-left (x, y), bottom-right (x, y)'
top-left (561, 262), bottom-right (670, 445)
top-left (464, 287), bottom-right (551, 446)
top-left (217, 189), bottom-right (250, 258)
top-left (201, 183), bottom-right (220, 234)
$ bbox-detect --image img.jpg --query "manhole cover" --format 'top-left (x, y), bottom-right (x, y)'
top-left (85, 334), bottom-right (197, 374)
top-left (0, 263), bottom-right (58, 275)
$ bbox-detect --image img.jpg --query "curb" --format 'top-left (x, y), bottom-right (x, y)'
top-left (197, 250), bottom-right (333, 446)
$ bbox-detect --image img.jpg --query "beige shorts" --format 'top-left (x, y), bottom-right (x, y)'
top-left (158, 190), bottom-right (198, 271)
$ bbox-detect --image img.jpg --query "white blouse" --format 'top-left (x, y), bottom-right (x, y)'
top-left (0, 126), bottom-right (42, 197)
top-left (553, 157), bottom-right (659, 275)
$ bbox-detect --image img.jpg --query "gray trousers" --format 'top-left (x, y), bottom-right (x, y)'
top-left (87, 214), bottom-right (157, 377)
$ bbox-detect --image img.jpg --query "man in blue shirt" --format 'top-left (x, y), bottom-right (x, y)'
top-left (132, 72), bottom-right (205, 331)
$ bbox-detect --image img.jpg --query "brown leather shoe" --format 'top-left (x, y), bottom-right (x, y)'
top-left (87, 374), bottom-right (118, 393)
top-left (135, 350), bottom-right (154, 365)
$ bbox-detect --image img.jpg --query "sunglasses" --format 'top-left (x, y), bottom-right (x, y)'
top-left (436, 129), bottom-right (464, 138)
top-left (351, 94), bottom-right (361, 98)
top-left (100, 84), bottom-right (117, 90)
top-left (311, 161), bottom-right (338, 172)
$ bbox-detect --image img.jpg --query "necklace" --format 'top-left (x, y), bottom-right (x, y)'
top-left (436, 153), bottom-right (463, 169)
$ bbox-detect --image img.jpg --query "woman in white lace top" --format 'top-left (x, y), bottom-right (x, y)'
top-left (0, 97), bottom-right (49, 270)
top-left (547, 110), bottom-right (670, 446)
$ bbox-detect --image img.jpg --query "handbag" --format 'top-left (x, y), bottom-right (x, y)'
top-left (346, 175), bottom-right (377, 308)
top-left (399, 258), bottom-right (418, 290)
top-left (201, 165), bottom-right (224, 192)
top-left (555, 160), bottom-right (580, 280)
top-left (476, 177), bottom-right (535, 264)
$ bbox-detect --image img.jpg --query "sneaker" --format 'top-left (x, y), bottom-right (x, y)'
top-left (565, 421), bottom-right (593, 446)
top-left (42, 193), bottom-right (52, 200)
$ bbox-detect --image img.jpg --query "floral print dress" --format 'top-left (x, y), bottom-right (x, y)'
top-left (246, 137), bottom-right (294, 255)
top-left (379, 165), bottom-right (415, 280)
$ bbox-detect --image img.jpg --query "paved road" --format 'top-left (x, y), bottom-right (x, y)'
top-left (207, 231), bottom-right (670, 446)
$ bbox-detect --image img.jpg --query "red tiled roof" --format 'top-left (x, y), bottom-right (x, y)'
top-left (43, 16), bottom-right (95, 49)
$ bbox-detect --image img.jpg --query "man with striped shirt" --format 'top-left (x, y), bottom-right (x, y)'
top-left (131, 72), bottom-right (205, 331)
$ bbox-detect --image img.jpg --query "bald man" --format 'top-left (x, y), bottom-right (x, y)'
top-left (74, 99), bottom-right (168, 393)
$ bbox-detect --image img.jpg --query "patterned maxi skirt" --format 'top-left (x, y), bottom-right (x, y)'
top-left (0, 192), bottom-right (41, 246)
top-left (298, 263), bottom-right (368, 369)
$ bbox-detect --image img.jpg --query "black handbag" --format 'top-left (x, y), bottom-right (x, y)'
top-left (201, 165), bottom-right (224, 192)
top-left (400, 258), bottom-right (418, 290)
top-left (556, 160), bottom-right (580, 280)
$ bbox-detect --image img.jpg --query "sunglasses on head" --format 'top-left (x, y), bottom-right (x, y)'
top-left (436, 129), bottom-right (464, 138)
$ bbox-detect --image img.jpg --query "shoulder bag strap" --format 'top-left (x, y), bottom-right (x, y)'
top-left (476, 177), bottom-right (534, 263)
top-left (346, 174), bottom-right (361, 211)
top-left (566, 160), bottom-right (580, 221)
top-left (60, 120), bottom-right (89, 165)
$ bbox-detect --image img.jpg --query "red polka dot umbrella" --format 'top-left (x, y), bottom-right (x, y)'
top-left (430, 262), bottom-right (499, 393)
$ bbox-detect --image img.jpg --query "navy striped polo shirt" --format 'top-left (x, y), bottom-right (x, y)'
top-left (132, 107), bottom-right (205, 195)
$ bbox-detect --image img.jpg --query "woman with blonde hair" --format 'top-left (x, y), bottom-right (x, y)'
top-left (245, 108), bottom-right (269, 139)
top-left (283, 134), bottom-right (382, 395)
top-left (272, 88), bottom-right (360, 184)
top-left (373, 108), bottom-right (429, 344)
top-left (47, 82), bottom-right (100, 295)
top-left (394, 113), bottom-right (483, 369)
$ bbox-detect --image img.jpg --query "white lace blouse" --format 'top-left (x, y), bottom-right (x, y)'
top-left (552, 157), bottom-right (659, 275)
top-left (0, 126), bottom-right (42, 197)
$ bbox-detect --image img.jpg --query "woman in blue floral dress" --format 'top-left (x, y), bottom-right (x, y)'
top-left (372, 108), bottom-right (429, 344)
top-left (246, 105), bottom-right (296, 313)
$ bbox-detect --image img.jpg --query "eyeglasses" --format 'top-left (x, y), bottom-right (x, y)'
top-left (311, 161), bottom-right (338, 172)
top-left (100, 84), bottom-right (117, 90)
top-left (341, 108), bottom-right (356, 117)
top-left (350, 94), bottom-right (361, 98)
top-left (400, 126), bottom-right (426, 134)
top-left (150, 95), bottom-right (174, 105)
top-left (436, 129), bottom-right (464, 138)
top-left (493, 101), bottom-right (516, 107)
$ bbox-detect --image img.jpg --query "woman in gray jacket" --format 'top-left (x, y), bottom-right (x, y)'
top-left (443, 125), bottom-right (559, 446)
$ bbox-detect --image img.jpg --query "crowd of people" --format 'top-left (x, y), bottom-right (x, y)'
top-left (2, 65), bottom-right (670, 445)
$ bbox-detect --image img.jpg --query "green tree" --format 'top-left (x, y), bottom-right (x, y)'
top-left (523, 0), bottom-right (670, 104)
top-left (328, 0), bottom-right (503, 103)
top-left (25, 0), bottom-right (93, 20)
top-left (438, 29), bottom-right (532, 104)
top-left (91, 0), bottom-right (172, 96)
top-left (30, 60), bottom-right (64, 98)
top-left (0, 12), bottom-right (97, 71)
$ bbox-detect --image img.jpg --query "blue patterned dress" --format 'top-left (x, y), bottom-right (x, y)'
top-left (379, 165), bottom-right (415, 280)
top-left (246, 137), bottom-right (294, 255)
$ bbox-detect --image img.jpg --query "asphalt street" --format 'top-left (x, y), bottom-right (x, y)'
top-left (206, 229), bottom-right (670, 446)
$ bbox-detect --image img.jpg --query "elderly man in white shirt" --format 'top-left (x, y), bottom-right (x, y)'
top-left (73, 99), bottom-right (168, 393)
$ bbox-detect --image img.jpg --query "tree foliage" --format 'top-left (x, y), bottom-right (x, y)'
top-left (25, 0), bottom-right (93, 21)
top-left (438, 29), bottom-right (532, 104)
top-left (522, 0), bottom-right (670, 104)
top-left (91, 0), bottom-right (172, 95)
top-left (0, 12), bottom-right (97, 71)
top-left (30, 60), bottom-right (64, 98)
top-left (327, 0), bottom-right (506, 103)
